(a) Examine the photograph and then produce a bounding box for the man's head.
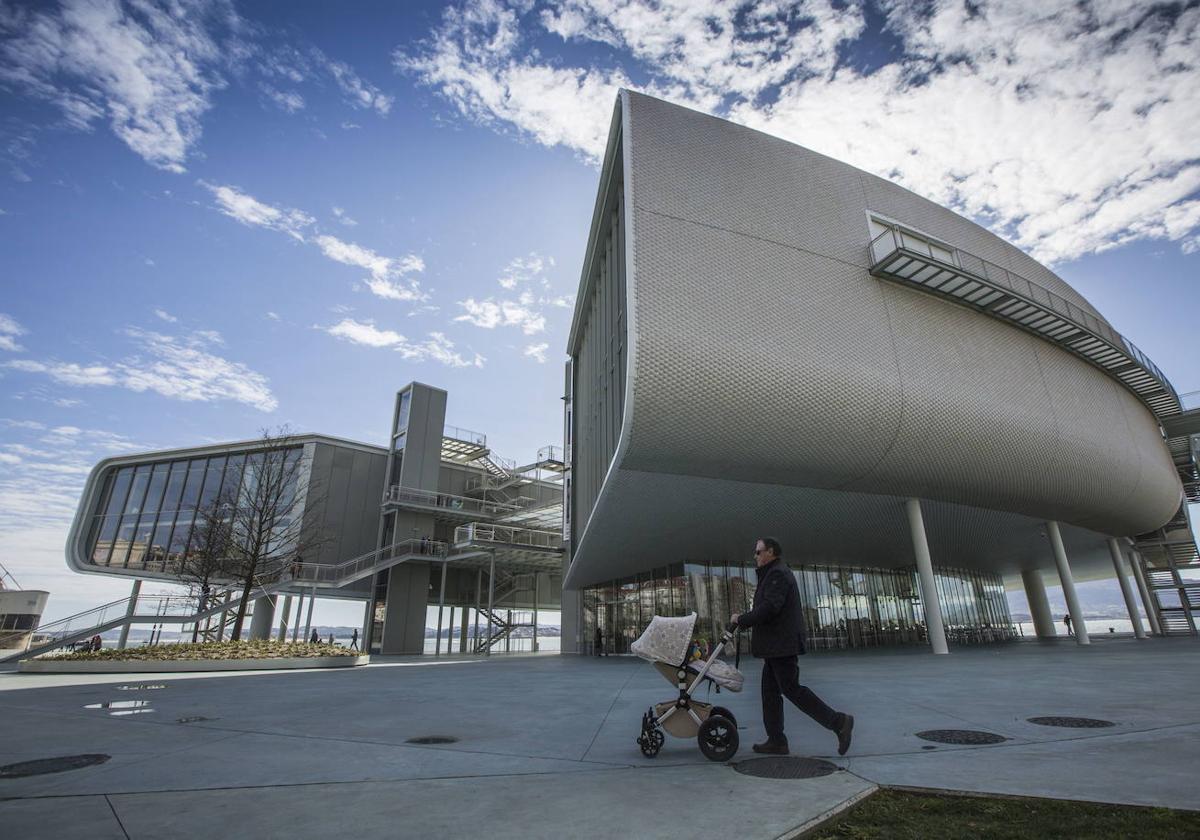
[754,537,782,567]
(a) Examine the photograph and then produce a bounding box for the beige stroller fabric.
[631,613,697,665]
[633,613,744,693]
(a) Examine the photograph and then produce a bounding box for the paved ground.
[0,636,1196,839]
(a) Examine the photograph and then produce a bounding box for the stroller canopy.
[631,613,697,665]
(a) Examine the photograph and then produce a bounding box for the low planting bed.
[19,640,367,673]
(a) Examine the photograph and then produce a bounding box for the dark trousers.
[761,655,839,744]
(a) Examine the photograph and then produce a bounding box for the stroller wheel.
[698,715,739,762]
[638,728,665,758]
[710,706,737,727]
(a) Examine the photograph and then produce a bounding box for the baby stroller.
[631,613,744,761]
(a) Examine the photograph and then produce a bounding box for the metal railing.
[868,225,1179,409]
[289,538,447,586]
[443,424,486,447]
[382,485,522,517]
[1181,391,1200,412]
[453,523,563,551]
[537,445,564,463]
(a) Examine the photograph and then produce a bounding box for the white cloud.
[323,55,394,116]
[315,234,426,301]
[0,312,26,351]
[5,328,277,412]
[325,318,404,348]
[266,311,281,321]
[332,206,358,227]
[524,342,549,363]
[498,252,551,289]
[5,360,117,386]
[323,318,484,368]
[154,308,178,323]
[403,0,1200,264]
[455,297,546,335]
[0,0,238,172]
[261,84,305,113]
[201,181,314,242]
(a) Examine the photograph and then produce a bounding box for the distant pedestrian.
[310,629,320,644]
[594,625,603,657]
[350,628,359,651]
[91,634,102,652]
[1063,614,1073,636]
[327,633,335,645]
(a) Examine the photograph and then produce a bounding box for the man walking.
[732,537,854,756]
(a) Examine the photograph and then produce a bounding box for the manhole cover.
[915,729,1007,745]
[406,736,458,745]
[732,757,839,779]
[0,754,111,778]
[1027,716,1115,728]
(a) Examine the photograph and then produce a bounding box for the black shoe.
[836,714,854,756]
[752,741,789,755]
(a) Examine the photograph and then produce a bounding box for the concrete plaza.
[1,636,1197,839]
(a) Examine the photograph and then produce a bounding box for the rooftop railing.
[868,225,1181,418]
[453,523,563,552]
[443,425,486,447]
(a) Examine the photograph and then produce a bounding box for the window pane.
[123,465,152,516]
[140,462,170,518]
[159,461,188,516]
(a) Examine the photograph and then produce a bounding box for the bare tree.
[226,426,326,641]
[178,491,237,643]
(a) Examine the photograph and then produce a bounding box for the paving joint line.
[103,793,131,840]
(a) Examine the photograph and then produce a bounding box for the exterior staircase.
[473,569,537,653]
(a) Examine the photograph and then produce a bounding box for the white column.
[435,561,447,655]
[303,587,316,642]
[1108,539,1147,639]
[291,593,304,643]
[1046,521,1089,645]
[117,579,142,650]
[533,572,539,653]
[905,498,949,655]
[1020,569,1056,638]
[248,594,276,640]
[1129,552,1162,636]
[277,595,293,642]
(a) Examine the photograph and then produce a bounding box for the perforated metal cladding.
[566,91,1180,586]
[564,466,1117,587]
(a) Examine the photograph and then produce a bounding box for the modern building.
[30,92,1199,664]
[42,382,565,659]
[560,91,1199,655]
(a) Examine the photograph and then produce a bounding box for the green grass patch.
[46,640,359,662]
[809,789,1200,840]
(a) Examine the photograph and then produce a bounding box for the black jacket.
[736,558,806,658]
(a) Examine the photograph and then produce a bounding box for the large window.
[86,447,306,576]
[581,562,1016,655]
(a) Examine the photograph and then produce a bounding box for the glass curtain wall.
[86,448,305,575]
[581,562,1016,655]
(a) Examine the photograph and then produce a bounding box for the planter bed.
[19,654,369,673]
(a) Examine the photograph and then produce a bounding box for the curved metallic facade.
[565,91,1182,589]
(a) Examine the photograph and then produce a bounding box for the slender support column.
[1020,569,1056,639]
[117,580,142,650]
[485,552,496,657]
[905,499,949,654]
[460,602,469,653]
[533,572,539,653]
[447,607,455,654]
[304,587,316,642]
[359,599,371,653]
[1046,521,1089,645]
[435,561,447,655]
[277,595,293,642]
[1129,553,1162,636]
[1108,539,1147,639]
[291,593,304,643]
[473,568,482,652]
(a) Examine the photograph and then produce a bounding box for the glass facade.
[581,562,1016,655]
[85,448,305,575]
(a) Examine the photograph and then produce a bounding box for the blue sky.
[0,0,1197,625]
